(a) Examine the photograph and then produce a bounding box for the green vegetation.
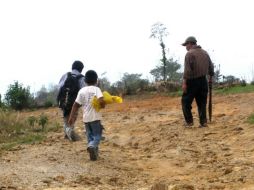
[150,22,182,83]
[38,114,48,131]
[27,115,37,129]
[34,85,58,107]
[247,113,254,124]
[167,90,182,97]
[165,84,254,97]
[4,81,33,110]
[0,110,44,152]
[214,84,254,95]
[0,109,61,154]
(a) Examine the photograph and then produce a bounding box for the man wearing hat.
[181,36,214,128]
[57,60,86,141]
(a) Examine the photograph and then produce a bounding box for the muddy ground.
[1,93,254,190]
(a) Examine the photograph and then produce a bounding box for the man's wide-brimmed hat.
[182,36,197,46]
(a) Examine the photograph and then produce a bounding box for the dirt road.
[1,93,254,190]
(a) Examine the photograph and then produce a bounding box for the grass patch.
[0,109,60,154]
[46,122,62,132]
[18,133,45,144]
[214,84,254,95]
[165,84,254,97]
[0,133,45,152]
[164,84,254,97]
[247,113,254,124]
[167,90,182,97]
[0,142,17,151]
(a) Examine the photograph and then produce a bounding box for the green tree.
[150,57,182,82]
[46,84,58,106]
[34,84,58,107]
[150,22,169,82]
[120,73,149,95]
[35,86,47,106]
[98,77,111,91]
[4,81,32,110]
[109,81,124,95]
[224,75,238,84]
[213,64,222,84]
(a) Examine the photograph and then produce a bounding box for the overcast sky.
[0,0,254,96]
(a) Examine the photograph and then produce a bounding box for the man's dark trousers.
[182,76,208,125]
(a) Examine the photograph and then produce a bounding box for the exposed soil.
[1,93,254,190]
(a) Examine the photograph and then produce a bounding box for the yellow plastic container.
[92,91,123,112]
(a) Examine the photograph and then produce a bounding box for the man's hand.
[68,117,75,127]
[182,79,187,93]
[67,102,80,127]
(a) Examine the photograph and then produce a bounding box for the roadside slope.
[1,93,254,190]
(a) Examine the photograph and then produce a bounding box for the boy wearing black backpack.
[57,60,85,141]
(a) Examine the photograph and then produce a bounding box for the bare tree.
[251,63,254,83]
[214,64,222,84]
[150,22,169,82]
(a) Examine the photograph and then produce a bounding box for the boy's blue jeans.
[85,120,103,148]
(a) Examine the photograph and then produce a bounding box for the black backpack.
[57,72,83,114]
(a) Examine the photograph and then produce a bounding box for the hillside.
[1,93,254,190]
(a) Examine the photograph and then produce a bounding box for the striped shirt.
[183,45,214,79]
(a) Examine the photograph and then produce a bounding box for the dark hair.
[72,60,84,72]
[85,70,98,85]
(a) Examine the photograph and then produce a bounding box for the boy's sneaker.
[87,147,97,161]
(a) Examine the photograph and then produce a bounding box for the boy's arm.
[98,97,105,109]
[68,102,81,126]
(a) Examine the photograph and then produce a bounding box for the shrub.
[4,81,33,110]
[240,80,247,87]
[247,113,254,124]
[38,114,48,131]
[44,100,53,108]
[27,116,37,129]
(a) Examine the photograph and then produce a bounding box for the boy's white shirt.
[75,86,103,123]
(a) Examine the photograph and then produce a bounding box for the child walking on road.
[68,70,105,161]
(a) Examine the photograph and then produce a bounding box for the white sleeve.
[75,90,84,105]
[96,87,103,99]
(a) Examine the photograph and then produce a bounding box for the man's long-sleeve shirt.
[183,45,214,80]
